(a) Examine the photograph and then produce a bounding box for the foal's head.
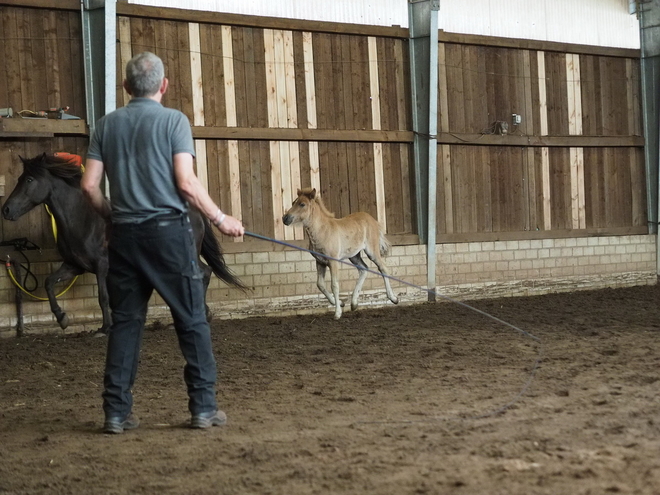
[282,188,334,226]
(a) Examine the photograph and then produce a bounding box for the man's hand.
[215,214,244,237]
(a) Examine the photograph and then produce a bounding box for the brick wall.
[0,234,656,338]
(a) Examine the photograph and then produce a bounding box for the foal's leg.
[349,253,369,311]
[328,260,343,319]
[45,263,84,329]
[364,249,399,305]
[315,260,343,307]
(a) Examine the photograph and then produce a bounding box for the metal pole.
[81,0,117,134]
[426,0,439,301]
[409,0,439,301]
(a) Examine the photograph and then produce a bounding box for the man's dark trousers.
[102,213,218,419]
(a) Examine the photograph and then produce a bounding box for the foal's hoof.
[58,314,69,329]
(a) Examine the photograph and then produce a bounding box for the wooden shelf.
[0,117,88,138]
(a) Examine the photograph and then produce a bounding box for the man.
[81,51,244,434]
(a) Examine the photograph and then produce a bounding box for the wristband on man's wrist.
[213,209,226,227]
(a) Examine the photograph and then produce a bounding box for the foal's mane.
[23,153,83,187]
[299,187,335,218]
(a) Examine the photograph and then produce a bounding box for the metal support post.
[409,0,440,300]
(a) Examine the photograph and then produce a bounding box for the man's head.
[124,52,166,98]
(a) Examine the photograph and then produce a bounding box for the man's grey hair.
[125,52,164,97]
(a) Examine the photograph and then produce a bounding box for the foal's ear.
[309,188,317,199]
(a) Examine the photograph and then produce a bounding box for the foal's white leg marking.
[329,261,342,319]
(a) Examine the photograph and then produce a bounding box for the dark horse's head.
[2,152,83,221]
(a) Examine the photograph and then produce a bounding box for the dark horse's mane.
[23,153,83,187]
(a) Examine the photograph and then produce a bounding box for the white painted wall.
[438,0,640,49]
[127,0,640,49]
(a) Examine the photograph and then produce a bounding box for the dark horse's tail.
[201,220,250,292]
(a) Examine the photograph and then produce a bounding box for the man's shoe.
[191,409,227,429]
[103,413,139,434]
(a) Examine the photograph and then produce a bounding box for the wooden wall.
[436,36,646,241]
[115,4,415,246]
[0,2,647,254]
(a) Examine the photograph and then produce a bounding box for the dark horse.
[1,153,246,334]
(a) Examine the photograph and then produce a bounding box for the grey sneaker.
[191,409,227,429]
[103,412,139,434]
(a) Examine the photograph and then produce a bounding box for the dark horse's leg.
[189,211,214,321]
[95,256,112,335]
[45,262,84,330]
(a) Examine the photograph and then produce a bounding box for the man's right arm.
[81,158,112,220]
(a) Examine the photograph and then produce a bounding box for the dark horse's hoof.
[58,314,69,329]
[93,330,108,338]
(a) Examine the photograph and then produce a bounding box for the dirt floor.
[1,284,660,495]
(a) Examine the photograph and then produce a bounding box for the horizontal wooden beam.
[117,3,409,39]
[435,133,644,148]
[438,31,640,59]
[0,118,88,138]
[192,126,414,143]
[0,0,79,10]
[436,226,648,244]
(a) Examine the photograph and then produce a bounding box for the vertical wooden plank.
[521,50,534,136]
[368,36,386,230]
[440,144,453,233]
[246,141,264,238]
[240,28,257,127]
[3,9,21,111]
[302,32,321,193]
[219,25,242,241]
[569,147,586,229]
[625,59,636,136]
[264,29,285,239]
[445,45,465,133]
[55,11,75,119]
[525,148,537,230]
[118,17,132,106]
[630,148,646,226]
[188,23,208,193]
[237,141,252,237]
[438,42,450,133]
[541,147,551,230]
[221,26,237,128]
[282,30,303,240]
[16,9,34,112]
[30,10,48,112]
[630,59,642,136]
[43,10,61,110]
[394,38,411,132]
[537,51,548,136]
[263,29,278,127]
[302,31,317,129]
[272,30,293,239]
[566,53,583,136]
[0,12,8,106]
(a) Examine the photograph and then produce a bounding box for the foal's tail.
[201,220,250,292]
[379,227,391,257]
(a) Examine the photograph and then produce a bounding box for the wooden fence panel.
[0,3,647,253]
